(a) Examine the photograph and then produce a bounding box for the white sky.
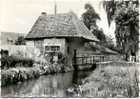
[0,0,116,40]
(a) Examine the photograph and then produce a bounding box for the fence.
[73,55,125,66]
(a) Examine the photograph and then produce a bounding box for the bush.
[1,55,34,69]
[1,67,41,86]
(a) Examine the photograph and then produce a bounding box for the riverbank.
[78,62,139,98]
[1,70,92,97]
[1,48,74,87]
[1,63,73,87]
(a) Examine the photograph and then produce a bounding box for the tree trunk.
[138,34,140,62]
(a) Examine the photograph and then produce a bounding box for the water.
[1,70,92,97]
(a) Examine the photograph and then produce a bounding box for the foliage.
[1,55,34,69]
[82,3,116,50]
[82,3,100,30]
[102,0,139,60]
[15,36,25,45]
[93,28,106,42]
[1,67,41,86]
[102,0,117,26]
[115,1,139,56]
[1,62,73,86]
[81,63,139,97]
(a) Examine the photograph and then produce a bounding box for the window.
[51,46,56,51]
[56,46,60,51]
[45,46,60,52]
[45,46,51,51]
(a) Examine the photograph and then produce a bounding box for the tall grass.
[81,62,139,98]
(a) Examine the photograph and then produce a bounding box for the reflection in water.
[1,71,92,97]
[72,70,92,85]
[72,71,78,85]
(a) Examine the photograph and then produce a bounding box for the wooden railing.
[73,55,106,65]
[73,55,125,66]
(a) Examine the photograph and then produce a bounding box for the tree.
[15,36,25,45]
[93,28,107,45]
[82,3,107,42]
[82,3,117,52]
[102,0,117,26]
[82,3,100,30]
[102,0,139,61]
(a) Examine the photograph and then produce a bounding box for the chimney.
[41,12,47,16]
[54,0,57,15]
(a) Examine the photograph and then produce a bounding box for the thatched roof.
[26,12,98,41]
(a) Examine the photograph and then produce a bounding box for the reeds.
[81,62,139,97]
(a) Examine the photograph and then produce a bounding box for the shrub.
[1,67,41,86]
[1,55,34,69]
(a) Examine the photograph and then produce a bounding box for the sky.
[0,0,116,41]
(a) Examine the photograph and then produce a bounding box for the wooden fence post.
[73,49,77,71]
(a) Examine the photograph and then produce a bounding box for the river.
[1,70,92,97]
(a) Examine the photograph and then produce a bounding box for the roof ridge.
[26,11,98,41]
[40,12,71,17]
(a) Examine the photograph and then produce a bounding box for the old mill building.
[25,12,99,66]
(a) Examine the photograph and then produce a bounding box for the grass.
[80,62,139,98]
